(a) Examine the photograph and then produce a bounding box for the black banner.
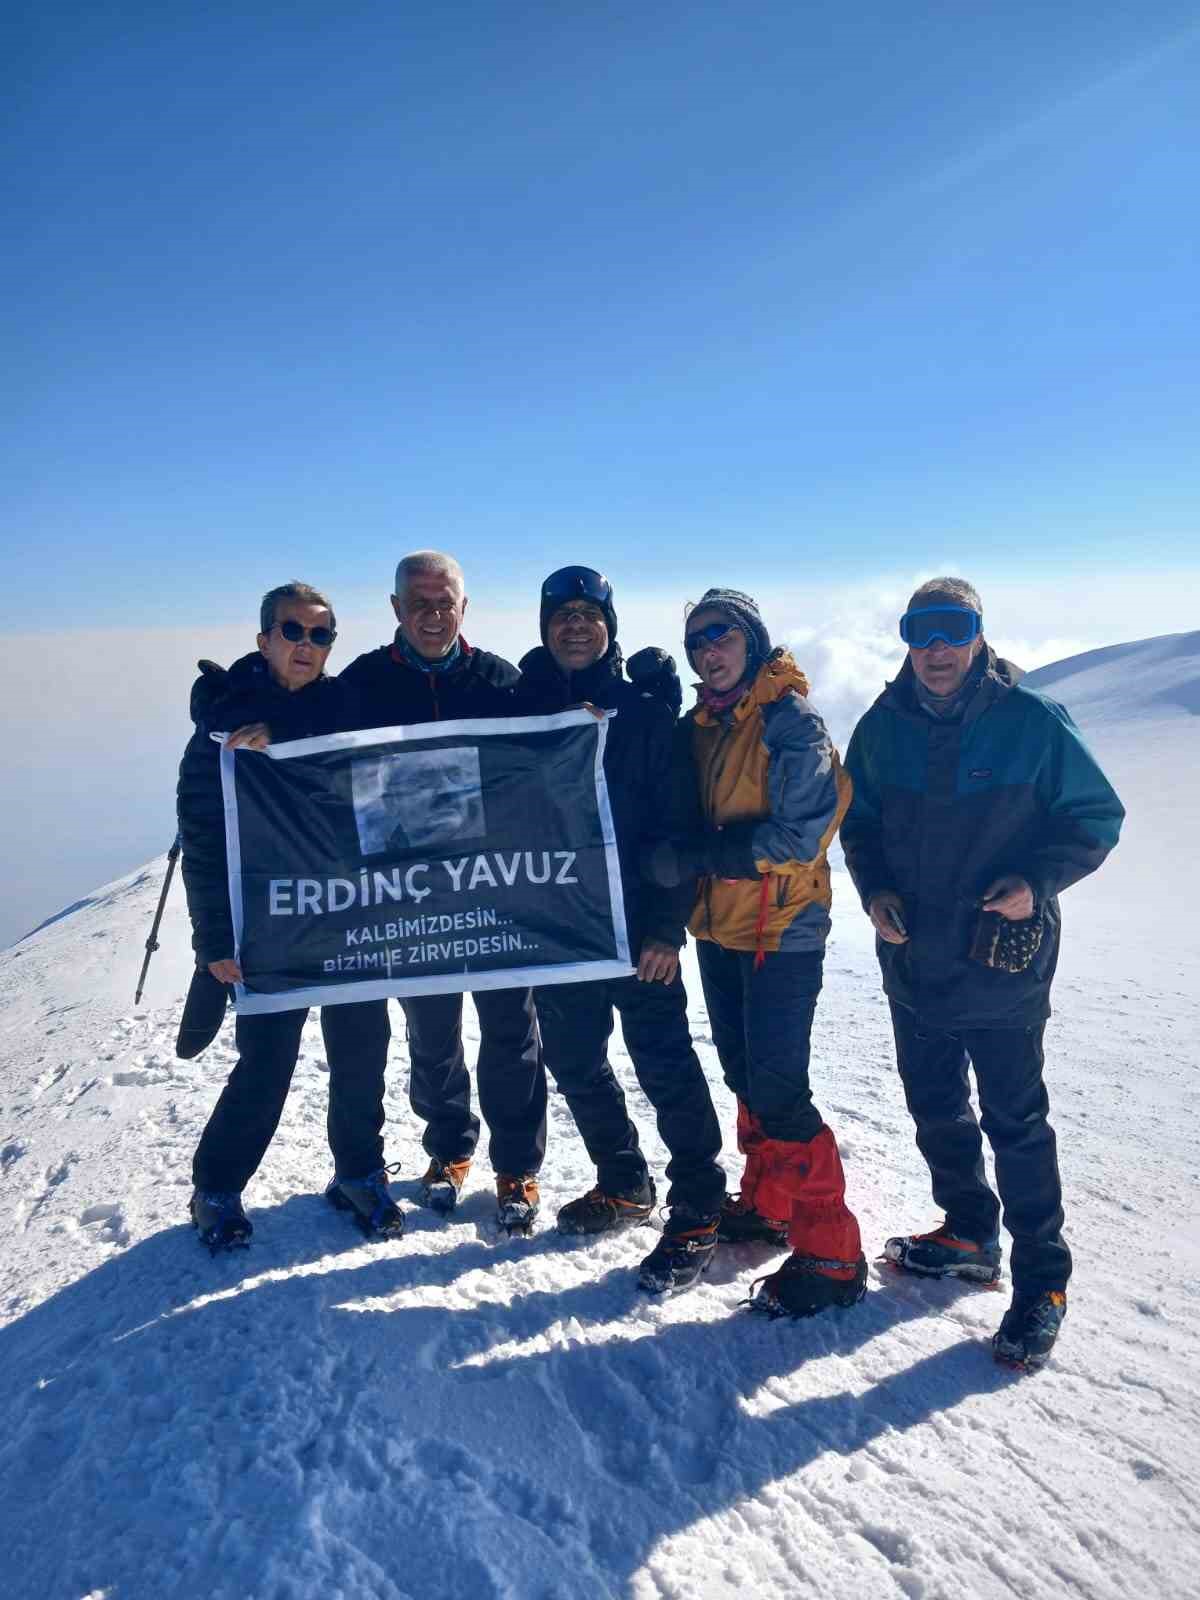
[219,710,633,1012]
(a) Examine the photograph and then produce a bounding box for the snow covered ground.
[1,634,1197,1600]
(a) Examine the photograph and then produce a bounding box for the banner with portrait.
[219,709,633,1013]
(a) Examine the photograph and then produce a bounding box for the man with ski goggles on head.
[512,565,725,1292]
[841,576,1125,1371]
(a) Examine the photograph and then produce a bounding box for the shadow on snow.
[0,1194,1007,1599]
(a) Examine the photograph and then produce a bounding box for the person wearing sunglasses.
[336,551,547,1235]
[513,566,724,1292]
[649,587,866,1320]
[178,581,398,1250]
[841,577,1124,1370]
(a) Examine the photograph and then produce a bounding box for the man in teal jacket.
[842,577,1124,1370]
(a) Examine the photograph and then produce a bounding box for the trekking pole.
[134,834,182,1005]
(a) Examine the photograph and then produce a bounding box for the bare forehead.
[272,597,332,627]
[402,570,464,600]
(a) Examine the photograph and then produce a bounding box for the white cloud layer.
[3,564,1194,948]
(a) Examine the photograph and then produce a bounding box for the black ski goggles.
[899,605,981,649]
[541,565,612,610]
[275,619,336,647]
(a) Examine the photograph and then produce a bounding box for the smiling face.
[257,598,334,691]
[546,599,609,674]
[908,632,983,696]
[392,569,467,660]
[686,607,748,693]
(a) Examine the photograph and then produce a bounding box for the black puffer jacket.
[176,653,345,964]
[337,633,518,730]
[513,646,692,953]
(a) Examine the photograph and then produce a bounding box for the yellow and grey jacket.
[679,651,851,955]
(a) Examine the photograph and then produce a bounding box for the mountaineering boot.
[417,1156,472,1215]
[884,1224,1002,1284]
[190,1190,252,1254]
[748,1251,869,1318]
[637,1206,719,1294]
[745,1124,867,1316]
[326,1165,405,1239]
[557,1176,657,1236]
[993,1289,1067,1372]
[716,1191,789,1247]
[496,1173,540,1235]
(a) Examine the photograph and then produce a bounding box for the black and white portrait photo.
[351,745,486,856]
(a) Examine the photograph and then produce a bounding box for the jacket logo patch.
[968,768,992,780]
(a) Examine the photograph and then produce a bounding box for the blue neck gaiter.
[394,630,464,676]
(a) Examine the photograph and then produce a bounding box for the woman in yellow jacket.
[651,587,866,1317]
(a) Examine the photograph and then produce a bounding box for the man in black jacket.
[515,566,725,1293]
[178,582,400,1250]
[337,551,547,1232]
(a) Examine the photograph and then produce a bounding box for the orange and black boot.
[557,1176,656,1235]
[496,1173,540,1235]
[883,1224,1001,1284]
[418,1156,472,1215]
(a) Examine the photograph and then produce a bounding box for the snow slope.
[1,635,1197,1600]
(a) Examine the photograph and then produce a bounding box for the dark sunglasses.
[541,565,612,608]
[275,619,336,647]
[684,620,736,655]
[899,605,980,649]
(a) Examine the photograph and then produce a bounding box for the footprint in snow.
[1,1139,27,1173]
[80,1201,131,1248]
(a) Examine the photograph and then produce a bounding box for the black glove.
[642,824,763,886]
[176,967,230,1059]
[642,839,705,888]
[705,821,763,880]
[626,647,683,716]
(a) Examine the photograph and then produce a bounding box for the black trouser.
[400,987,546,1177]
[889,1001,1071,1293]
[192,999,390,1192]
[697,942,826,1143]
[535,972,724,1214]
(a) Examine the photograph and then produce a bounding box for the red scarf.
[697,679,749,714]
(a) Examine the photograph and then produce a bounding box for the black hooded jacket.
[513,646,692,952]
[175,653,345,965]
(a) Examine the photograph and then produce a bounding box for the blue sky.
[8,1,1199,627]
[3,2,1199,946]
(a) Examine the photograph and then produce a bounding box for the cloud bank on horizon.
[1,564,1192,949]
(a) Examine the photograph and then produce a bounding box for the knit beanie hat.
[687,587,772,668]
[539,566,618,647]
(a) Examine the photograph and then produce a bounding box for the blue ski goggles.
[684,620,737,655]
[541,565,613,610]
[899,604,982,649]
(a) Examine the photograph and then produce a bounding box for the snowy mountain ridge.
[1024,627,1200,723]
[1,634,1197,1600]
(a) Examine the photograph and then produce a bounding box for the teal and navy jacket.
[841,650,1124,1028]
